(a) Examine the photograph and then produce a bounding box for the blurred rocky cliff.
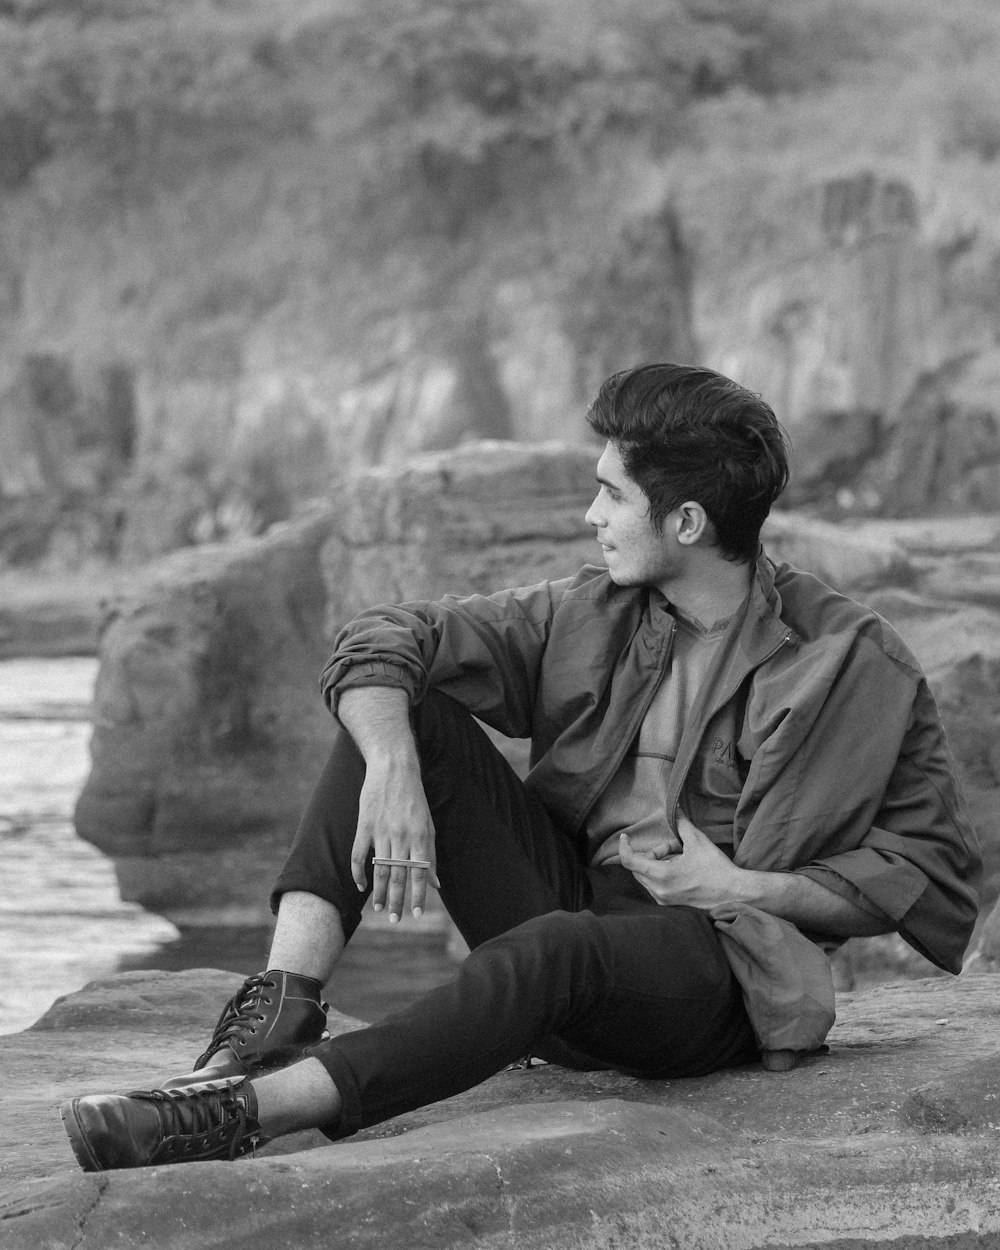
[2,0,1000,568]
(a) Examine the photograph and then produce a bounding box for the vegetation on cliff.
[1,0,999,564]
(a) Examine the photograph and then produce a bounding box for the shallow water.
[0,658,178,1033]
[0,658,457,1035]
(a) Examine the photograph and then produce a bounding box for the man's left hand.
[619,813,743,909]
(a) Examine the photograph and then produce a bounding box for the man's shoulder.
[491,565,635,607]
[441,566,638,628]
[556,565,632,601]
[769,560,921,676]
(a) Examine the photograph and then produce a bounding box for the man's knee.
[411,690,519,822]
[508,907,732,1000]
[411,689,478,752]
[481,909,609,979]
[515,908,602,945]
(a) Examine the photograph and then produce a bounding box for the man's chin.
[605,565,639,587]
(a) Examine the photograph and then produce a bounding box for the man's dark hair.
[586,363,790,563]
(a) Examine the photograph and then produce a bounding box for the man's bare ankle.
[252,1057,342,1138]
[268,892,347,982]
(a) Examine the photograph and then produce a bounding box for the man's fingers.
[618,832,647,869]
[619,832,678,873]
[351,831,374,891]
[386,864,408,922]
[409,866,428,918]
[370,858,391,910]
[372,854,436,921]
[412,849,441,917]
[675,813,707,846]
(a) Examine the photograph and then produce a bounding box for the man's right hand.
[352,757,439,920]
[337,686,440,922]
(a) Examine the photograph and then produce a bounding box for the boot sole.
[60,1099,104,1173]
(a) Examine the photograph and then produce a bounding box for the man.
[61,363,981,1172]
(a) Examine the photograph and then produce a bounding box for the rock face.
[4,8,1000,567]
[73,511,337,927]
[2,968,1000,1248]
[322,440,600,625]
[761,510,915,594]
[699,171,1000,518]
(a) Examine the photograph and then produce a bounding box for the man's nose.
[585,498,601,528]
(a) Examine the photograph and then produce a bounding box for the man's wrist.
[364,744,422,774]
[726,866,789,911]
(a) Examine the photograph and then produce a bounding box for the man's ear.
[674,501,710,546]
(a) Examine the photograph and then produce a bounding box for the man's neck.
[656,556,754,629]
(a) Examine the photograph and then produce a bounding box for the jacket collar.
[741,547,799,662]
[633,547,795,660]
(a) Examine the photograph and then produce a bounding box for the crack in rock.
[70,1176,109,1250]
[483,1152,514,1245]
[0,1205,37,1222]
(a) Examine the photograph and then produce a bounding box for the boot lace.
[144,1083,259,1162]
[195,973,277,1069]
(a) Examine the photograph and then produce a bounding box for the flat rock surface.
[0,567,126,660]
[2,969,1000,1248]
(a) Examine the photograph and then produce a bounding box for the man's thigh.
[550,905,757,1079]
[414,691,591,946]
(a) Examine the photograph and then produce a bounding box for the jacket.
[322,554,982,1046]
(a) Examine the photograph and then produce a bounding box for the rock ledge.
[1,969,999,1248]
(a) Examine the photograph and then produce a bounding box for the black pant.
[272,691,757,1137]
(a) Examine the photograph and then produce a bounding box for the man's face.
[585,442,680,591]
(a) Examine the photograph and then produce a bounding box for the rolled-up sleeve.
[320,579,568,737]
[796,687,982,974]
[742,649,982,974]
[324,655,421,714]
[796,847,927,924]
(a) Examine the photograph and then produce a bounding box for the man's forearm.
[620,821,895,940]
[337,686,419,770]
[336,685,439,915]
[730,868,892,938]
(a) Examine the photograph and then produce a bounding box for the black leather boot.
[61,1077,265,1172]
[161,969,328,1090]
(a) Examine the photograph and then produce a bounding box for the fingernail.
[389,913,399,924]
[373,902,383,912]
[357,882,366,892]
[413,907,423,919]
